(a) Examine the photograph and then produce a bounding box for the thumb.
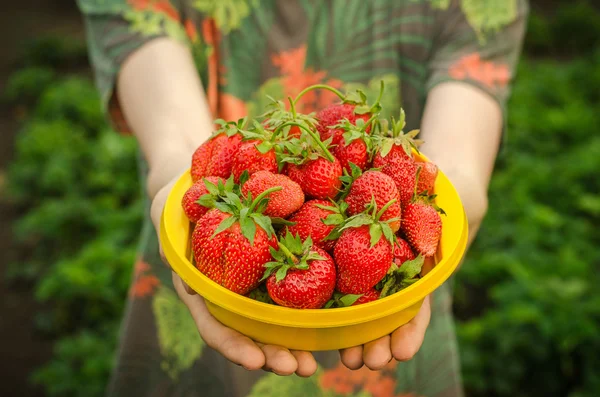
[150,172,197,296]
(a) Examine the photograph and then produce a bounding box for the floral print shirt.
[77,1,527,396]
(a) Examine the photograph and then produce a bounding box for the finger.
[339,345,364,370]
[258,344,298,376]
[290,350,318,377]
[391,295,432,362]
[173,273,265,370]
[421,256,436,276]
[182,279,197,295]
[363,335,392,370]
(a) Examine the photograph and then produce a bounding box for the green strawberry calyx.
[274,119,336,164]
[371,109,423,159]
[377,255,425,298]
[314,199,349,229]
[325,197,398,247]
[211,185,282,245]
[195,175,237,210]
[260,95,319,138]
[411,190,447,216]
[337,162,369,200]
[292,80,385,116]
[324,292,364,308]
[210,118,247,139]
[330,113,378,150]
[261,232,326,282]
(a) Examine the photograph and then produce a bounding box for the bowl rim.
[161,157,468,328]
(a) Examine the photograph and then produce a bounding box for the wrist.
[146,146,194,200]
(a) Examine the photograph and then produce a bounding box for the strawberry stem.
[375,80,385,107]
[375,198,397,221]
[293,84,345,105]
[287,97,297,119]
[273,121,336,162]
[249,186,282,213]
[277,242,299,264]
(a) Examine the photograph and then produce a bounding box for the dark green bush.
[5,66,142,395]
[456,51,600,397]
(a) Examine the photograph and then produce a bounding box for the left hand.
[338,295,431,370]
[338,256,435,370]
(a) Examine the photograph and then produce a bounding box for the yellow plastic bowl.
[160,154,468,351]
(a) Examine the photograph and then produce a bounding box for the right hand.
[149,172,318,377]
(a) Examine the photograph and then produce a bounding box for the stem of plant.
[287,97,297,119]
[273,121,335,162]
[293,84,345,106]
[277,242,299,264]
[249,186,283,212]
[376,198,398,220]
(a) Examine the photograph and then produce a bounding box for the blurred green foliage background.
[2,1,600,396]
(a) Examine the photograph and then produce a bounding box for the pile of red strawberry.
[181,83,445,309]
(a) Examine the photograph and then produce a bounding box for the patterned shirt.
[77,1,527,396]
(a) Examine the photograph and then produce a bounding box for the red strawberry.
[191,140,213,182]
[191,188,280,295]
[401,193,445,257]
[232,140,278,182]
[371,110,423,206]
[352,288,380,306]
[393,238,416,267]
[191,133,242,182]
[264,234,336,309]
[241,171,304,218]
[344,170,401,232]
[416,161,438,194]
[332,136,369,172]
[334,225,394,294]
[285,199,344,252]
[181,176,225,223]
[317,103,371,142]
[372,145,418,206]
[205,133,242,178]
[285,157,342,199]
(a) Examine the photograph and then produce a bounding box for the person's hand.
[339,295,431,370]
[149,173,319,377]
[338,256,435,370]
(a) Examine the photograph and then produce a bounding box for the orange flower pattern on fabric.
[127,0,180,21]
[448,53,510,89]
[271,45,343,113]
[130,259,160,297]
[185,19,198,42]
[319,360,418,397]
[218,93,248,121]
[202,18,221,116]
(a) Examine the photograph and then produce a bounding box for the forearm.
[116,37,214,198]
[419,82,503,248]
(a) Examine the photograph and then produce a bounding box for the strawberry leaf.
[275,265,291,282]
[381,223,396,245]
[398,255,424,279]
[380,139,394,158]
[240,215,256,245]
[196,194,216,209]
[250,214,274,238]
[339,214,372,231]
[339,293,363,307]
[369,223,383,247]
[238,171,249,188]
[322,214,344,226]
[270,217,295,226]
[203,179,219,196]
[256,140,272,154]
[211,216,236,239]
